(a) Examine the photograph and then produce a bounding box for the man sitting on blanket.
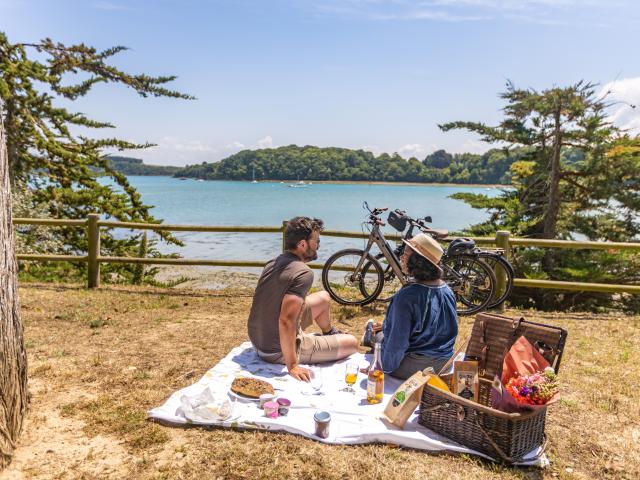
[247,216,358,382]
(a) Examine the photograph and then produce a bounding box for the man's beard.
[303,246,318,262]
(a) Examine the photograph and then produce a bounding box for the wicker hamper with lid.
[418,313,568,463]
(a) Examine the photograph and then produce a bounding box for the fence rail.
[13,215,640,296]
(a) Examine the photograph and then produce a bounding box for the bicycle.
[368,210,514,309]
[321,202,497,315]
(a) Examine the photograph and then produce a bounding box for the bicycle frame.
[351,220,407,285]
[384,218,485,293]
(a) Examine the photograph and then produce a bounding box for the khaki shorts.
[257,303,342,365]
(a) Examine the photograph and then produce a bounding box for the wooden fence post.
[87,214,100,288]
[282,220,287,252]
[495,230,511,311]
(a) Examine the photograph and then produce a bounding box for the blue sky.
[2,0,639,166]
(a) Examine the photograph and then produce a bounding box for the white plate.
[213,412,241,424]
[228,389,261,403]
[190,412,241,425]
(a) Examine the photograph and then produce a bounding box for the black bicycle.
[369,210,515,309]
[321,203,497,315]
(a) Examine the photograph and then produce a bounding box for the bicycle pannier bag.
[387,211,407,232]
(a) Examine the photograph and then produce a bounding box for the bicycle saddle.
[421,226,449,240]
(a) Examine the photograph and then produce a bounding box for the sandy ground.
[2,379,132,479]
[1,281,639,479]
[153,265,324,290]
[153,265,263,290]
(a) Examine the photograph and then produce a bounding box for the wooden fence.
[13,215,640,295]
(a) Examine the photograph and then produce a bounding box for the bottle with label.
[367,342,384,404]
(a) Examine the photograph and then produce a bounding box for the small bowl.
[259,393,276,408]
[263,400,279,419]
[277,397,291,416]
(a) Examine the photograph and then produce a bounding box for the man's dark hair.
[407,252,441,281]
[284,216,325,250]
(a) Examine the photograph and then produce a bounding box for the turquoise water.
[124,176,503,262]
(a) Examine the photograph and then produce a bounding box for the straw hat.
[402,233,444,271]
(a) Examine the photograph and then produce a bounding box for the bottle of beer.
[367,341,384,404]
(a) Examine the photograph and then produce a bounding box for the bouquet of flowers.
[505,367,559,406]
[491,336,560,413]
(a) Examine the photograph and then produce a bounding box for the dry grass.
[2,282,639,479]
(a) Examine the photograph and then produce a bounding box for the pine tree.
[442,81,640,311]
[0,33,193,281]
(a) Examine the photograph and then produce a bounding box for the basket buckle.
[456,405,466,421]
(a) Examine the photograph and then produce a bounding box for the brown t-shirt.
[247,252,313,354]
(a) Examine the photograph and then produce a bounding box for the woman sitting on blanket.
[362,233,458,379]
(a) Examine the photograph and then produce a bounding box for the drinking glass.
[342,363,358,393]
[310,367,324,395]
[303,367,324,396]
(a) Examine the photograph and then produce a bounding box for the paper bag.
[491,335,559,412]
[383,369,432,429]
[501,335,550,385]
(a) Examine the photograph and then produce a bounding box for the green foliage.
[176,144,525,185]
[106,156,181,176]
[443,81,640,312]
[424,149,453,169]
[11,180,64,254]
[0,32,192,282]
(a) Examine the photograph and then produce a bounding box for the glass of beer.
[342,363,359,393]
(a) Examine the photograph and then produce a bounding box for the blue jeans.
[389,352,450,380]
[373,332,450,380]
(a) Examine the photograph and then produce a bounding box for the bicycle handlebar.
[363,201,388,214]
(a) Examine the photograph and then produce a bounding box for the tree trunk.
[0,106,28,470]
[543,109,563,240]
[540,108,564,290]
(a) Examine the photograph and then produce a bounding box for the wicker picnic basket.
[418,312,568,463]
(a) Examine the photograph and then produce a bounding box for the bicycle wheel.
[322,249,385,306]
[442,255,496,316]
[479,252,515,309]
[361,253,403,302]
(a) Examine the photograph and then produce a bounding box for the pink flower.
[505,370,559,406]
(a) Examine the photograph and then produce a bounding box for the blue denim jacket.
[381,283,458,374]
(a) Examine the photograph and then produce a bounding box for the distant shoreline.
[169,176,511,189]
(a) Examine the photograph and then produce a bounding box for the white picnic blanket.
[148,342,548,467]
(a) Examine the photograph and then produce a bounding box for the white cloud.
[457,138,490,154]
[155,137,214,153]
[370,9,487,21]
[397,143,428,159]
[257,135,274,149]
[114,136,281,166]
[92,1,133,11]
[115,136,221,166]
[224,141,246,150]
[303,0,628,25]
[601,77,640,134]
[358,145,383,155]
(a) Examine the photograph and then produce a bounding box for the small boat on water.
[251,167,258,183]
[287,176,310,188]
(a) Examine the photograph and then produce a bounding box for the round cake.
[231,377,275,399]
